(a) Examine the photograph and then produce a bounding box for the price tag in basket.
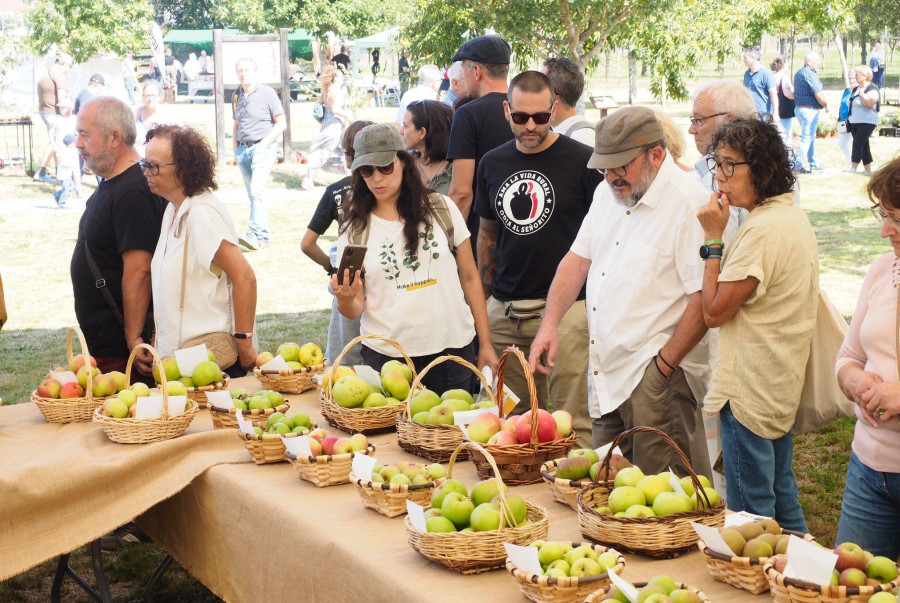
[353,365,383,393]
[260,355,290,371]
[453,406,500,426]
[406,501,427,531]
[282,435,311,458]
[235,409,255,434]
[500,386,520,417]
[608,567,640,603]
[51,370,78,385]
[205,390,233,408]
[668,467,687,496]
[175,344,209,377]
[723,511,770,528]
[784,534,837,585]
[166,395,187,416]
[352,452,376,479]
[503,543,541,575]
[691,521,735,557]
[594,442,624,461]
[135,396,164,419]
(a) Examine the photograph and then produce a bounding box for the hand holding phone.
[337,245,367,285]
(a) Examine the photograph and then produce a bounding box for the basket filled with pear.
[152,349,229,408]
[584,576,710,603]
[208,388,289,430]
[285,429,375,487]
[237,411,317,464]
[541,449,633,511]
[253,341,327,394]
[350,460,448,517]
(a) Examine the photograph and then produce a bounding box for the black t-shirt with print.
[474,134,601,301]
[70,164,166,358]
[307,176,351,234]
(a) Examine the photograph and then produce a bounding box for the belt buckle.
[94,278,106,289]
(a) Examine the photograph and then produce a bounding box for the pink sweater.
[835,253,900,473]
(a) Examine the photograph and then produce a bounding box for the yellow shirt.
[704,192,819,439]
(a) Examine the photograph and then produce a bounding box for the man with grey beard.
[529,106,712,478]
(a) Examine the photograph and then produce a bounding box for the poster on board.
[220,40,282,87]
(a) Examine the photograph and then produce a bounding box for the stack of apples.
[229,388,286,411]
[256,342,324,370]
[555,448,632,482]
[770,541,900,590]
[715,518,796,558]
[97,382,155,418]
[152,354,224,389]
[526,540,620,579]
[290,427,370,456]
[251,411,312,435]
[37,354,131,400]
[409,387,498,426]
[595,575,704,603]
[424,477,529,533]
[594,465,722,517]
[369,461,446,486]
[464,409,572,445]
[331,359,414,409]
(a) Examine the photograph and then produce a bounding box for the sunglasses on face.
[508,108,553,125]
[133,159,174,176]
[358,160,397,178]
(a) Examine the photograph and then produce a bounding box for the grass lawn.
[0,75,899,599]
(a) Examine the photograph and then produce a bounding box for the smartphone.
[337,245,367,285]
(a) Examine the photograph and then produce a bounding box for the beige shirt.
[704,192,819,439]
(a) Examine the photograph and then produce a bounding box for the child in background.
[54,134,78,207]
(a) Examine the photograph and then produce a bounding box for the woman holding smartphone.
[331,123,498,393]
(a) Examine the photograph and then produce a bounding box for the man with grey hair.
[541,57,594,146]
[793,52,829,173]
[70,96,165,378]
[742,46,778,117]
[443,61,465,106]
[395,64,442,124]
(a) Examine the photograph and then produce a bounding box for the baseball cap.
[351,124,404,171]
[63,134,77,145]
[452,35,511,65]
[89,73,105,85]
[587,106,664,170]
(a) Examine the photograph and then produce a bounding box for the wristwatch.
[233,332,254,339]
[699,245,723,260]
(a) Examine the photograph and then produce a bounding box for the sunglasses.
[410,99,429,127]
[133,159,175,176]
[509,108,553,125]
[358,160,397,179]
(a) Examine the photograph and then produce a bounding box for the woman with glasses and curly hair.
[835,156,900,557]
[302,65,351,190]
[143,125,258,376]
[696,117,818,531]
[331,123,498,393]
[399,99,454,195]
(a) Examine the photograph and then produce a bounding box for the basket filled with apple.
[541,449,633,511]
[405,441,550,575]
[350,460,447,517]
[93,343,199,444]
[208,388,290,429]
[464,347,578,486]
[697,518,816,594]
[506,540,625,603]
[577,425,725,558]
[583,576,710,603]
[396,354,498,463]
[31,326,122,423]
[253,341,327,394]
[320,334,412,434]
[237,412,318,464]
[152,350,229,408]
[763,544,900,603]
[285,430,375,487]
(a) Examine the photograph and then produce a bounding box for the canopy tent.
[162,28,315,61]
[348,27,400,51]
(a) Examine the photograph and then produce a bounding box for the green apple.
[568,448,600,465]
[557,456,592,480]
[380,359,413,382]
[230,388,248,399]
[469,502,501,531]
[441,388,474,404]
[298,343,323,367]
[248,395,271,410]
[425,404,454,425]
[637,474,673,505]
[636,584,667,603]
[547,559,571,575]
[545,568,568,578]
[424,463,447,480]
[538,541,567,565]
[425,516,456,533]
[289,412,311,428]
[117,389,137,408]
[130,382,151,397]
[390,474,412,486]
[471,479,507,507]
[381,370,411,400]
[866,556,899,583]
[362,392,387,408]
[597,551,619,573]
[178,376,195,388]
[370,471,385,483]
[569,557,603,578]
[652,492,693,516]
[276,342,301,362]
[648,575,679,595]
[498,494,527,525]
[264,390,285,407]
[669,589,703,603]
[613,467,645,488]
[108,371,127,392]
[164,381,187,396]
[332,375,370,408]
[624,504,656,518]
[412,411,429,424]
[431,478,467,509]
[409,389,442,416]
[691,486,722,510]
[608,486,646,513]
[266,412,286,428]
[192,360,221,387]
[380,466,400,481]
[441,398,470,412]
[440,492,474,529]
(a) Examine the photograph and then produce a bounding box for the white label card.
[407,501,427,531]
[784,535,837,585]
[166,395,187,416]
[281,435,310,458]
[261,355,290,371]
[608,568,640,603]
[206,390,233,408]
[503,543,542,575]
[668,466,687,496]
[235,409,255,434]
[594,442,624,460]
[353,365,384,392]
[724,510,771,528]
[691,521,735,557]
[52,370,78,385]
[135,396,164,419]
[453,406,500,426]
[175,344,209,378]
[352,452,377,479]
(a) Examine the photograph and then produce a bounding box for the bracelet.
[658,351,677,371]
[703,238,724,247]
[233,331,254,339]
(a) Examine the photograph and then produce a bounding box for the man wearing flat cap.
[529,106,713,478]
[446,35,515,259]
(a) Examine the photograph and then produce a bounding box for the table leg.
[142,554,174,602]
[50,554,69,602]
[90,539,113,602]
[48,540,112,603]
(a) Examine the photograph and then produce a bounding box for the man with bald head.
[71,97,165,378]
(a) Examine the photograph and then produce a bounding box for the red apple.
[333,437,354,454]
[773,555,788,573]
[551,410,573,437]
[37,379,61,399]
[835,542,868,572]
[68,354,97,372]
[308,428,328,442]
[308,437,323,456]
[487,431,517,445]
[91,374,117,397]
[839,568,868,588]
[320,435,339,455]
[467,412,501,443]
[59,382,84,398]
[502,415,520,434]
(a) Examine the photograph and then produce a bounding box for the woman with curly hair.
[696,117,818,531]
[302,65,351,190]
[143,125,258,376]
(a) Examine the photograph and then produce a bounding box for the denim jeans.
[794,106,820,169]
[719,403,808,532]
[779,117,793,138]
[360,339,477,395]
[836,452,900,559]
[235,142,277,239]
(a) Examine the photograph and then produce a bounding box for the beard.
[515,127,550,150]
[81,147,116,177]
[610,159,657,207]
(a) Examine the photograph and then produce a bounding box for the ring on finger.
[877,407,887,416]
[335,287,343,293]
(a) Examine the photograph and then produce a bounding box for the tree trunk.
[628,49,637,105]
[831,26,849,85]
[605,54,610,79]
[779,37,786,55]
[860,25,868,65]
[660,73,667,111]
[790,29,796,73]
[640,61,648,76]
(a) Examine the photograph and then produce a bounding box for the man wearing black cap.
[528,106,713,478]
[446,34,516,259]
[74,74,106,114]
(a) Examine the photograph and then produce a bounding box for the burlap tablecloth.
[139,382,768,603]
[0,398,250,581]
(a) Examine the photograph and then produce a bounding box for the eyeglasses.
[508,107,553,126]
[358,160,397,179]
[871,207,900,226]
[706,156,750,178]
[599,150,646,178]
[410,100,429,127]
[134,159,175,176]
[689,112,727,127]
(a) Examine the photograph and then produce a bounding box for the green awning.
[162,29,314,60]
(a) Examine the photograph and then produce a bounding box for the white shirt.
[571,154,711,417]
[395,85,438,124]
[336,196,476,357]
[151,191,240,358]
[554,114,595,147]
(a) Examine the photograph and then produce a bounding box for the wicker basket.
[466,347,578,485]
[506,542,625,603]
[350,470,446,517]
[285,444,376,487]
[541,458,597,511]
[698,530,815,595]
[253,361,327,394]
[93,344,199,444]
[157,375,229,408]
[208,402,291,430]
[584,581,710,603]
[31,326,110,423]
[397,354,497,462]
[237,429,316,464]
[405,441,550,574]
[319,334,411,434]
[764,555,900,603]
[577,426,726,558]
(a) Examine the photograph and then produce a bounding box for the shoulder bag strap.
[428,192,456,255]
[83,240,126,327]
[561,119,593,137]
